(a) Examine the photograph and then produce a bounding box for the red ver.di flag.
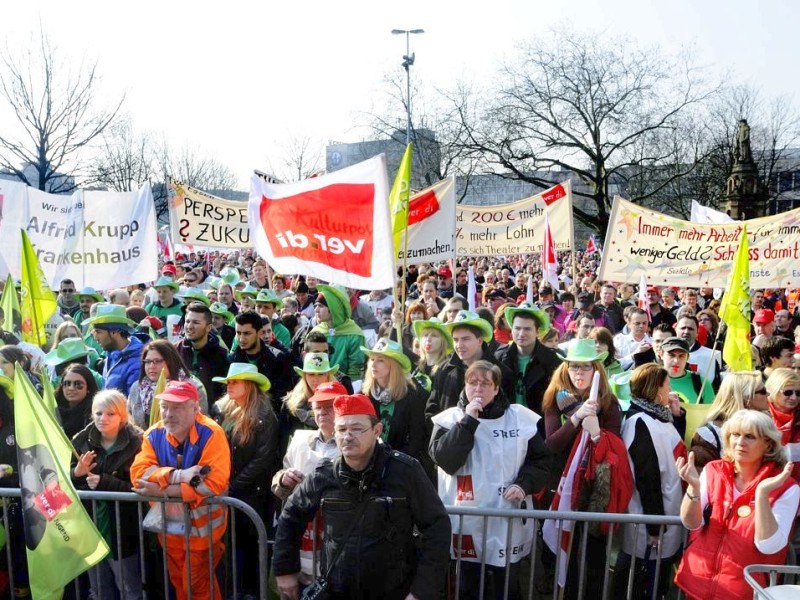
[249,155,394,290]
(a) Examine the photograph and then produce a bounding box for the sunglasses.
[61,288,75,293]
[62,380,86,389]
[782,390,800,397]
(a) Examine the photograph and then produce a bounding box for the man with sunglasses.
[274,393,450,600]
[57,278,80,317]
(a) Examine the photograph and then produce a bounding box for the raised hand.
[676,451,700,490]
[74,450,97,478]
[756,462,794,496]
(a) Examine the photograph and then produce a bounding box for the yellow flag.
[389,143,413,256]
[719,226,752,372]
[39,365,58,415]
[20,230,57,346]
[14,365,109,599]
[149,367,168,428]
[0,274,21,337]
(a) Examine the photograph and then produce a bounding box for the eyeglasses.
[782,390,800,397]
[334,427,373,437]
[568,364,594,372]
[143,358,165,366]
[62,380,85,389]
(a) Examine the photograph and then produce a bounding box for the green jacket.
[311,285,366,381]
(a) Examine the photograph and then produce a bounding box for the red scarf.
[768,402,800,445]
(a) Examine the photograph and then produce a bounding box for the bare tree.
[263,135,324,183]
[449,32,717,234]
[0,31,123,192]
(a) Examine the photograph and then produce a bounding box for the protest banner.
[0,180,158,289]
[248,155,394,290]
[598,196,800,288]
[396,177,457,264]
[168,179,250,248]
[455,180,574,257]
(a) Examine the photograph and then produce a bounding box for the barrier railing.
[0,487,695,600]
[0,488,269,600]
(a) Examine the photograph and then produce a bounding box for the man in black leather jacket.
[273,393,450,600]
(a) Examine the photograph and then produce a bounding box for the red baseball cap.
[646,286,659,293]
[309,381,348,404]
[155,381,198,404]
[754,309,775,325]
[437,266,453,278]
[333,394,377,418]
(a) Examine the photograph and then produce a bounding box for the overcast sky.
[2,0,797,188]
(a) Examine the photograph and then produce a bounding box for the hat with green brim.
[412,317,454,352]
[212,362,270,393]
[504,302,551,335]
[235,284,259,301]
[0,375,12,399]
[153,276,180,291]
[359,338,412,373]
[609,370,633,402]
[209,302,234,323]
[255,289,284,309]
[177,287,211,307]
[44,338,90,367]
[293,352,339,377]
[445,310,494,343]
[220,267,240,287]
[206,277,222,291]
[559,338,608,363]
[315,284,351,317]
[83,304,137,329]
[76,287,105,303]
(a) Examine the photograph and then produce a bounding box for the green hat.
[412,317,454,352]
[209,302,234,323]
[316,284,351,317]
[559,338,608,363]
[212,363,271,393]
[44,338,90,367]
[206,276,222,291]
[609,371,633,403]
[255,289,284,309]
[153,276,180,291]
[235,284,259,301]
[504,302,550,335]
[293,352,339,377]
[359,338,412,373]
[177,287,211,307]
[0,375,12,399]
[76,287,104,303]
[83,304,137,329]
[220,267,241,287]
[445,310,493,343]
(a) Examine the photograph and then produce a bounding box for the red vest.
[674,460,797,600]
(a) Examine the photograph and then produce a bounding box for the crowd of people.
[0,247,798,599]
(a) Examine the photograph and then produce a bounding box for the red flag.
[586,236,597,255]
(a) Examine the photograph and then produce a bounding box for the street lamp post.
[391,28,424,145]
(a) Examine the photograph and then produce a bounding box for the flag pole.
[695,326,723,403]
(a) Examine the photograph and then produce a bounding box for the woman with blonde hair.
[361,338,427,462]
[675,410,799,599]
[411,318,453,392]
[691,371,768,469]
[72,390,143,599]
[212,363,278,599]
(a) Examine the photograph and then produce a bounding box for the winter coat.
[71,422,143,558]
[495,341,561,414]
[175,333,230,404]
[272,442,451,599]
[368,383,427,464]
[103,335,144,396]
[310,287,366,381]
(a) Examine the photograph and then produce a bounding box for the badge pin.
[737,505,752,518]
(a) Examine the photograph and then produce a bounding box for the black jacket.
[494,341,561,415]
[429,390,551,495]
[425,345,514,422]
[71,422,143,558]
[175,333,229,403]
[369,384,427,464]
[273,443,451,599]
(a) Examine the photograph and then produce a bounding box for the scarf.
[768,402,798,445]
[372,385,392,406]
[139,369,189,415]
[629,395,673,423]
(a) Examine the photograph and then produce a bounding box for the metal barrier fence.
[0,488,269,600]
[0,488,697,600]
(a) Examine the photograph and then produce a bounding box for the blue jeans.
[88,554,143,600]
